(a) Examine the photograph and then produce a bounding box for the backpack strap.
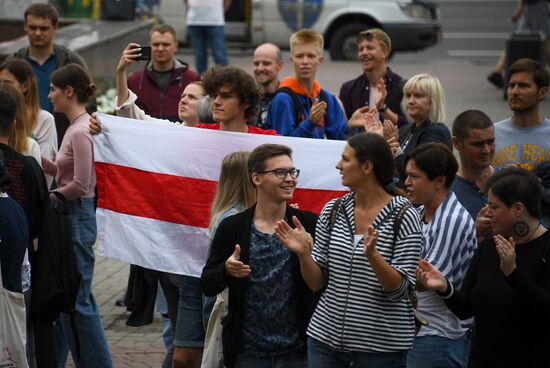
[277,87,330,129]
[277,87,303,128]
[393,203,413,244]
[328,197,342,233]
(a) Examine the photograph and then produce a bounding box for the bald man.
[251,43,284,128]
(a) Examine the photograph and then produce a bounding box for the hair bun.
[87,83,96,97]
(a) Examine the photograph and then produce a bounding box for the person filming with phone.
[124,24,200,123]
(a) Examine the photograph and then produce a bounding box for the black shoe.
[115,297,126,307]
[487,72,504,89]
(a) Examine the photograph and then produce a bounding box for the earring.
[513,220,529,237]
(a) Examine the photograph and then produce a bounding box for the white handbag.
[0,260,29,368]
[201,288,228,368]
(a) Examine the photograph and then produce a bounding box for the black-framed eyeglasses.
[257,168,300,179]
[356,31,374,43]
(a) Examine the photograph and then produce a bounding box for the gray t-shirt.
[494,117,550,171]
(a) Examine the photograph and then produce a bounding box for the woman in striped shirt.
[275,132,422,367]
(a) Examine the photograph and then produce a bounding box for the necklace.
[525,222,542,243]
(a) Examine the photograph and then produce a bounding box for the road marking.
[448,50,502,57]
[444,32,509,39]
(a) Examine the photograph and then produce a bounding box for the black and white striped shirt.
[308,193,423,352]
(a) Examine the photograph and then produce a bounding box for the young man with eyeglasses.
[202,143,318,368]
[339,28,407,129]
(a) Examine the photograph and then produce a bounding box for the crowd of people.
[1,2,550,368]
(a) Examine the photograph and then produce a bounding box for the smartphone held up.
[134,45,151,61]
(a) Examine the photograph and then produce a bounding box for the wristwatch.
[378,103,388,113]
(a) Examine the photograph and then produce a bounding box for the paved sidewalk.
[66,256,166,367]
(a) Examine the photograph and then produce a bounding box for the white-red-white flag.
[94,113,347,277]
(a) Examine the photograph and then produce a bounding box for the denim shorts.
[173,275,205,348]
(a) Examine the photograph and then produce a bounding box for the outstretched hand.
[224,244,251,278]
[348,105,371,128]
[364,113,384,136]
[416,259,447,292]
[275,216,313,256]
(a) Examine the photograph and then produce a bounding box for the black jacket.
[396,120,452,181]
[201,204,318,368]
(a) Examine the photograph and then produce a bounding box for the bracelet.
[437,278,454,299]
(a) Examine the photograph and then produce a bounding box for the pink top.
[42,112,96,200]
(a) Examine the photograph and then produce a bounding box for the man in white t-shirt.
[184,0,230,74]
[494,58,550,172]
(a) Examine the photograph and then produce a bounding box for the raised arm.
[116,43,142,107]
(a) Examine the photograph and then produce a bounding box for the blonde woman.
[393,73,452,180]
[0,84,41,164]
[201,151,256,368]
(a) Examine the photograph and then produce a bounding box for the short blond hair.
[357,28,391,58]
[401,73,447,123]
[290,29,324,55]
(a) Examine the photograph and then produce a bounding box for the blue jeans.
[234,348,307,368]
[307,337,407,368]
[187,25,228,74]
[156,282,174,352]
[54,197,112,368]
[407,334,470,368]
[158,272,182,368]
[174,275,205,348]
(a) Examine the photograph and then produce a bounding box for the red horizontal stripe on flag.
[292,188,345,214]
[96,162,347,227]
[96,162,216,228]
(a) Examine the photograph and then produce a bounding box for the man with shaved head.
[251,43,284,129]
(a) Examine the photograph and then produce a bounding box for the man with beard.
[251,43,284,129]
[339,28,407,129]
[494,58,550,171]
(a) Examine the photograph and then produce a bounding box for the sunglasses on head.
[356,31,374,43]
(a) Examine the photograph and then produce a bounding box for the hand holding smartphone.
[134,45,151,61]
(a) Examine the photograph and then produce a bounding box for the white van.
[158,0,441,60]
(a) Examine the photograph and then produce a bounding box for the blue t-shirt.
[0,194,28,293]
[27,53,57,113]
[240,223,300,354]
[451,175,488,220]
